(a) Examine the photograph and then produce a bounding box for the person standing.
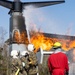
[48,42,69,75]
[27,44,38,75]
[10,50,23,75]
[20,51,29,75]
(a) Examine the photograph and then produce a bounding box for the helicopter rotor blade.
[0,0,12,9]
[23,0,65,9]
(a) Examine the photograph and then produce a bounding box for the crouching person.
[27,44,38,75]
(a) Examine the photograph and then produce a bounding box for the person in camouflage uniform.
[10,50,23,75]
[27,44,38,75]
[20,51,30,75]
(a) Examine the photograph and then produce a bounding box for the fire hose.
[12,64,20,75]
[15,67,20,75]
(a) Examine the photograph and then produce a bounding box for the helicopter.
[0,0,65,52]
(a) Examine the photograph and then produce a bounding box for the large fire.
[30,33,53,52]
[13,30,75,52]
[13,30,29,44]
[30,32,75,52]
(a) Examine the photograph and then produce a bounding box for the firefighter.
[67,48,75,75]
[20,51,29,75]
[10,50,23,75]
[48,42,69,75]
[27,44,38,75]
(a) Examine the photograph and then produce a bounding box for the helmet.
[21,51,29,56]
[27,44,35,51]
[11,50,18,56]
[53,42,61,48]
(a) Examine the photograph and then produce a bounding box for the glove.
[66,71,69,75]
[22,62,25,67]
[29,61,32,64]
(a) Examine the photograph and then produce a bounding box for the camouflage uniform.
[20,55,29,75]
[28,51,38,75]
[11,57,23,75]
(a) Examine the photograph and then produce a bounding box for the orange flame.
[13,31,29,44]
[13,30,75,52]
[30,32,75,52]
[30,33,53,52]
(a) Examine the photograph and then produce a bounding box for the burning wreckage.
[0,0,65,62]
